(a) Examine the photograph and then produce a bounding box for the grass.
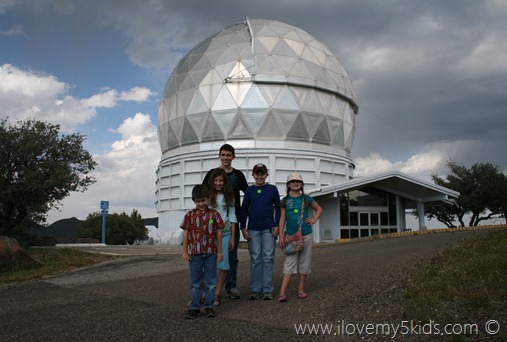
[0,247,117,286]
[401,228,507,338]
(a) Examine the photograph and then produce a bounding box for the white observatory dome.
[156,19,359,243]
[158,18,358,157]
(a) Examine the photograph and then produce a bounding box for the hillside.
[25,217,158,243]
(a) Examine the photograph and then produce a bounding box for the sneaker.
[263,292,274,300]
[185,309,199,319]
[205,308,216,318]
[227,288,241,299]
[249,292,261,300]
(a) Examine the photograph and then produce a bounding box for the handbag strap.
[297,197,305,233]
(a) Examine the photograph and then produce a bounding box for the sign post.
[100,201,109,244]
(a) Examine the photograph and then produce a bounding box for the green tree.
[424,160,507,227]
[0,119,96,235]
[77,210,148,245]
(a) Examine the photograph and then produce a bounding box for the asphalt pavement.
[0,229,501,341]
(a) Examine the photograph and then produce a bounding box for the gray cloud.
[8,0,507,174]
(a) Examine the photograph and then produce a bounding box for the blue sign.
[100,201,109,210]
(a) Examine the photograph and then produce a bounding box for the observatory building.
[155,19,458,244]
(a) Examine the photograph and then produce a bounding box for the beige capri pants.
[283,234,313,275]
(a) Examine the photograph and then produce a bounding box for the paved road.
[0,229,497,341]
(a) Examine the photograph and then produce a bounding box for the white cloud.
[0,64,94,131]
[354,151,445,179]
[81,88,118,108]
[0,64,155,132]
[47,113,160,222]
[120,86,156,102]
[0,24,24,36]
[0,0,17,14]
[81,86,156,108]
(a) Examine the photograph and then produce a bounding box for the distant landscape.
[25,217,159,243]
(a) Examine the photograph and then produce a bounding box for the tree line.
[0,119,147,244]
[416,160,507,227]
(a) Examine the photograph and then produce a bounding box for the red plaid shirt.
[180,207,224,255]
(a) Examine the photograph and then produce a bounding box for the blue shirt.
[282,194,314,236]
[240,184,281,231]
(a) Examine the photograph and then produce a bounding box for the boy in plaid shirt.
[181,184,224,319]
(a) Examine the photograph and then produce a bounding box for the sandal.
[214,294,221,307]
[278,294,287,302]
[297,292,308,299]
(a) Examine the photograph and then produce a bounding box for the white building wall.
[155,142,354,244]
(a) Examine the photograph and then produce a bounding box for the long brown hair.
[207,168,235,209]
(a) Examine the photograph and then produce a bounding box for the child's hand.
[217,252,224,262]
[278,233,285,248]
[242,229,251,241]
[305,218,315,225]
[181,253,191,261]
[229,239,235,251]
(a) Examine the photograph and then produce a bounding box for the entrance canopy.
[308,171,459,208]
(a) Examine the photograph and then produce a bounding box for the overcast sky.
[1,0,506,223]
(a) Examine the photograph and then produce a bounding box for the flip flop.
[278,294,287,302]
[297,292,308,299]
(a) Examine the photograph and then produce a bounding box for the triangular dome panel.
[211,110,238,135]
[228,114,253,138]
[212,85,237,111]
[241,85,269,109]
[302,112,324,136]
[286,112,309,140]
[201,114,225,142]
[186,112,208,138]
[181,118,199,145]
[312,117,331,144]
[272,85,299,110]
[257,111,284,138]
[226,82,252,106]
[187,89,208,115]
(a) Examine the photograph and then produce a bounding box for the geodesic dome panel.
[158,18,358,154]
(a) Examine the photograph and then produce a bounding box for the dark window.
[360,213,369,226]
[380,212,389,225]
[350,212,358,226]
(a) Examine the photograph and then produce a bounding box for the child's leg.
[202,253,218,309]
[297,235,313,295]
[260,228,276,294]
[280,251,298,297]
[189,254,204,310]
[279,274,292,295]
[247,230,263,293]
[297,274,307,294]
[216,270,227,301]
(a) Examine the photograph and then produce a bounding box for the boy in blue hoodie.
[240,163,280,300]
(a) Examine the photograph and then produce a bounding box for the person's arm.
[202,169,212,186]
[241,190,251,240]
[216,228,223,262]
[306,197,323,225]
[272,186,281,237]
[229,222,236,251]
[238,170,248,193]
[181,229,190,261]
[278,206,286,248]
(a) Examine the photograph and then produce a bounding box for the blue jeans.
[188,253,217,310]
[247,229,276,293]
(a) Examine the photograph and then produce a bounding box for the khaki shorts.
[283,234,313,275]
